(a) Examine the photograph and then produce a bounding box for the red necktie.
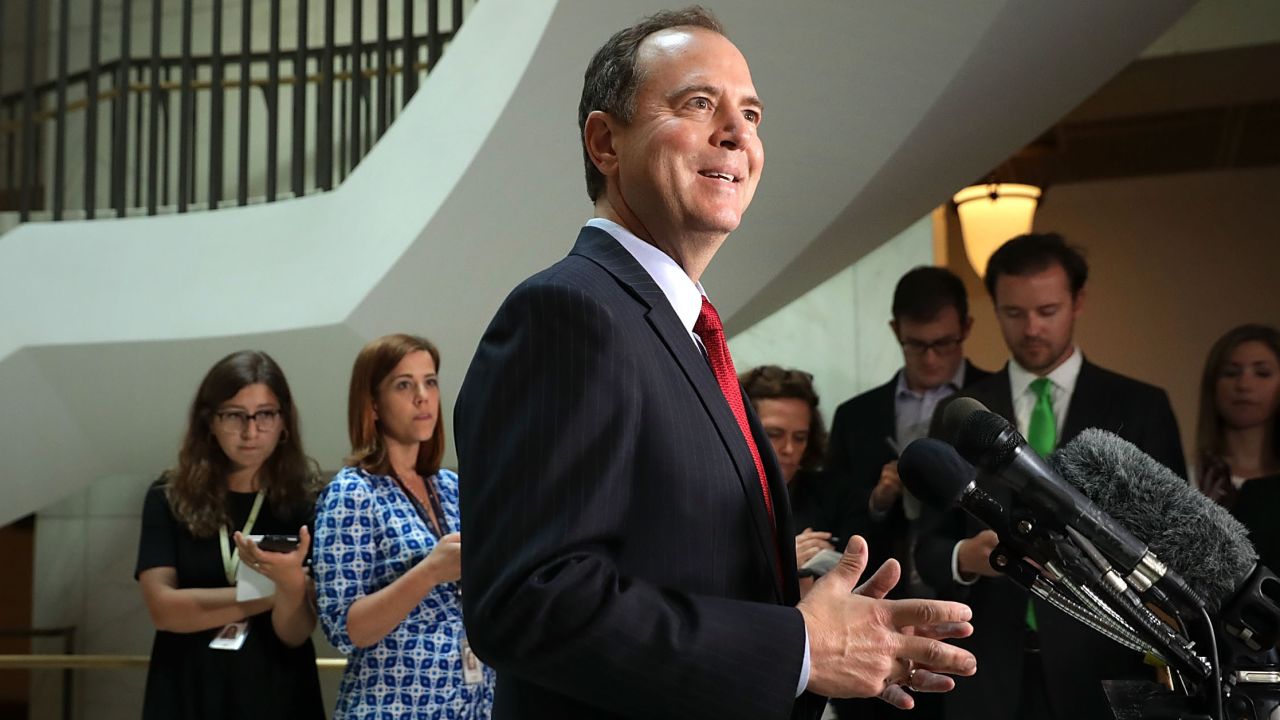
[693,296,775,526]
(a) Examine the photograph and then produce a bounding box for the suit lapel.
[985,366,1016,423]
[571,228,785,601]
[1061,358,1105,444]
[875,376,898,444]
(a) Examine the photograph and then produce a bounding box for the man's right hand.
[956,529,1001,579]
[797,536,976,708]
[868,461,903,514]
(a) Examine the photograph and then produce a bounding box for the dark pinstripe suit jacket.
[455,227,825,720]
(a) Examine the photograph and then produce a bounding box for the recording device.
[257,534,300,553]
[899,438,1209,679]
[910,397,1280,719]
[940,398,1204,612]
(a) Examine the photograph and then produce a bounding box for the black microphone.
[898,437,1008,536]
[900,438,1208,673]
[942,399,1189,606]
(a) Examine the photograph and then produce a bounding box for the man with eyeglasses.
[824,265,989,720]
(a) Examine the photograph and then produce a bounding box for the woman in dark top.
[135,350,325,719]
[1195,324,1280,568]
[740,365,839,593]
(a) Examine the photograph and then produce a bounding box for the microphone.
[898,437,1008,536]
[1050,429,1256,612]
[899,438,1205,673]
[941,399,1196,608]
[1050,430,1280,659]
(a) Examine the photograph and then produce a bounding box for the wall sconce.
[952,183,1042,277]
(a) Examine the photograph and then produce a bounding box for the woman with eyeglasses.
[314,334,494,719]
[134,350,324,719]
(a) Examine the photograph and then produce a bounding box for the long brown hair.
[167,350,319,537]
[345,334,445,477]
[1196,324,1280,466]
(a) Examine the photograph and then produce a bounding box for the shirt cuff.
[951,540,980,586]
[796,619,811,696]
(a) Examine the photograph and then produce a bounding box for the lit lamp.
[952,183,1042,277]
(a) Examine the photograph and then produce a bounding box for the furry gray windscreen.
[1051,428,1257,611]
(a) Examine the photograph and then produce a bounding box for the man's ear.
[961,315,974,340]
[1072,287,1087,318]
[889,318,899,339]
[583,110,620,178]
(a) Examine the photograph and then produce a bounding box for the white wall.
[729,216,933,415]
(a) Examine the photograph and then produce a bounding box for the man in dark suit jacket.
[827,267,990,720]
[916,233,1186,720]
[454,9,976,720]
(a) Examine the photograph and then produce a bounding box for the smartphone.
[257,534,300,553]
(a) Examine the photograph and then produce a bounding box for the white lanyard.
[219,491,265,585]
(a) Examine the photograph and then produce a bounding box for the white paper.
[800,548,843,577]
[235,534,277,601]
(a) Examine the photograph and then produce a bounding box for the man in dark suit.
[454,8,977,720]
[916,232,1186,720]
[827,266,990,720]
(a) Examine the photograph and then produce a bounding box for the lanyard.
[392,474,447,539]
[219,491,265,585]
[392,473,461,598]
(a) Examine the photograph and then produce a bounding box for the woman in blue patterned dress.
[315,334,494,719]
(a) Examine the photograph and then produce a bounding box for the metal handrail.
[0,59,442,136]
[0,0,469,222]
[0,654,348,670]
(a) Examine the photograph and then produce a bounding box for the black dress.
[135,479,325,720]
[1230,474,1280,574]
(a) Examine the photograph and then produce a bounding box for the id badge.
[461,636,483,686]
[209,621,250,651]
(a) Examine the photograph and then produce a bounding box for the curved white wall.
[0,0,1195,526]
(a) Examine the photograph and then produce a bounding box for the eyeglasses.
[900,336,962,357]
[214,409,282,433]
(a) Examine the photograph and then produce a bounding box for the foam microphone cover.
[1050,428,1257,611]
[899,438,978,509]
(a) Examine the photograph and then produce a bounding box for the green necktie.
[1025,377,1057,632]
[1028,378,1057,457]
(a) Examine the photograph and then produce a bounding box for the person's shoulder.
[435,468,460,494]
[955,365,1007,400]
[1081,360,1170,402]
[834,375,898,416]
[963,360,995,386]
[320,466,382,500]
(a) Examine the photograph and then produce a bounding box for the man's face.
[608,28,764,246]
[993,264,1084,374]
[892,306,970,391]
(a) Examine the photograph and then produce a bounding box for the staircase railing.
[0,0,469,224]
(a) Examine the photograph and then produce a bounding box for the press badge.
[461,636,483,685]
[209,621,250,651]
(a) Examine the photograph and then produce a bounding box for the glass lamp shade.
[953,183,1042,277]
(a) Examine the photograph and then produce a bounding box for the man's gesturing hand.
[796,536,977,708]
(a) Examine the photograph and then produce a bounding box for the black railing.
[0,0,468,224]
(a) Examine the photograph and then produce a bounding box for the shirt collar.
[585,217,705,334]
[894,361,968,399]
[1009,345,1083,397]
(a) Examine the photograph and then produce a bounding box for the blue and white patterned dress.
[315,467,495,719]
